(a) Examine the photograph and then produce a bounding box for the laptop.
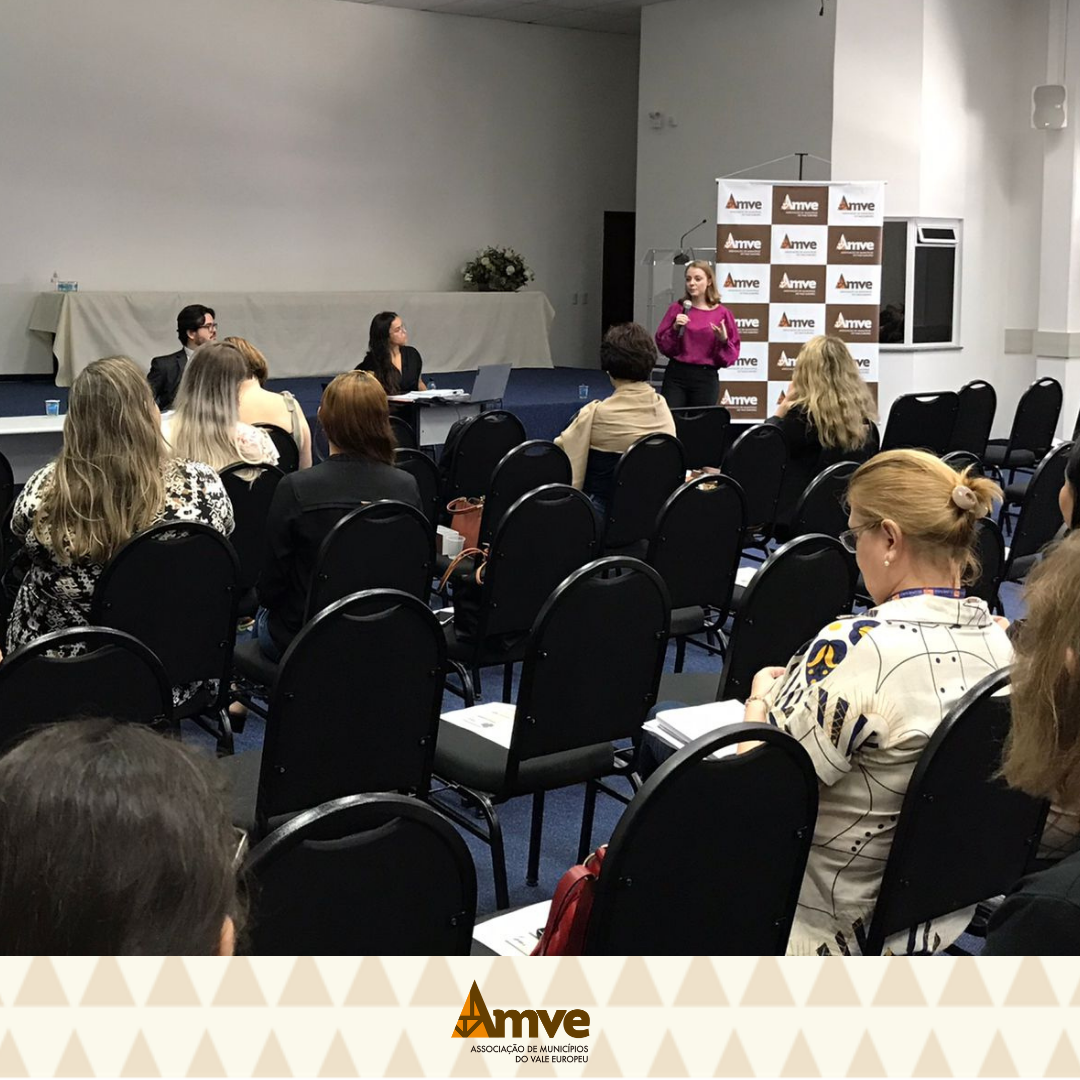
[461,363,512,403]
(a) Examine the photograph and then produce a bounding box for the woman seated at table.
[5,356,233,654]
[742,450,1008,954]
[554,322,675,515]
[356,311,427,394]
[766,335,877,533]
[225,336,312,469]
[255,370,421,661]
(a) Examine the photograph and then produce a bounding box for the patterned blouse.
[6,459,234,653]
[762,592,1012,955]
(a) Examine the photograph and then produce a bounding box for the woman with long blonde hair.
[6,357,233,652]
[164,342,278,472]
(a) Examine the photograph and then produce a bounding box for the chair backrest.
[304,500,433,621]
[255,423,300,473]
[789,460,859,539]
[864,669,1049,954]
[443,410,527,502]
[507,557,670,782]
[949,380,997,455]
[258,590,446,824]
[244,793,476,955]
[647,474,746,612]
[390,414,418,450]
[219,463,285,592]
[0,627,173,752]
[721,424,788,534]
[90,522,240,706]
[669,406,731,469]
[479,440,571,547]
[718,534,857,702]
[585,724,818,954]
[394,448,440,527]
[603,433,687,550]
[0,448,13,524]
[941,450,986,477]
[880,391,960,454]
[968,517,1005,607]
[1006,441,1072,570]
[1006,377,1063,458]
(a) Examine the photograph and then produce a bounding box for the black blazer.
[356,346,424,394]
[148,348,187,410]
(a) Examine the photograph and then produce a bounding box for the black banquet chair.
[862,669,1049,955]
[720,423,787,555]
[1000,441,1072,585]
[219,462,285,618]
[255,423,301,473]
[669,406,731,469]
[583,724,818,954]
[880,391,959,455]
[941,450,987,477]
[0,626,173,753]
[395,447,440,528]
[785,459,859,541]
[478,440,571,548]
[948,379,996,456]
[441,409,526,504]
[603,433,686,556]
[984,376,1062,481]
[968,517,1006,610]
[244,793,476,955]
[390,413,418,450]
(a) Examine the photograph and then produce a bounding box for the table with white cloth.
[29,290,556,387]
[0,416,65,483]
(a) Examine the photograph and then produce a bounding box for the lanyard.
[887,587,965,602]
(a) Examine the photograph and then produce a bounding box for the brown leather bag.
[447,496,484,550]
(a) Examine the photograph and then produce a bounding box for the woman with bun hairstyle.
[741,450,1009,954]
[654,260,740,408]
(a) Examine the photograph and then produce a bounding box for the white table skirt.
[29,290,555,387]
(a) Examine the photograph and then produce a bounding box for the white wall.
[635,0,836,326]
[0,0,639,374]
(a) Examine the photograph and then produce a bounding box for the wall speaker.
[1033,84,1068,130]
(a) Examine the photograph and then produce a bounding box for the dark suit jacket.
[356,346,424,394]
[148,348,187,410]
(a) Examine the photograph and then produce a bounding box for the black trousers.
[660,359,720,408]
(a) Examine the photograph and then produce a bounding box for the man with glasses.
[148,304,217,410]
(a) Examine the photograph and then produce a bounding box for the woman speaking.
[655,261,740,407]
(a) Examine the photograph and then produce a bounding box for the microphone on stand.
[676,299,692,338]
[673,219,709,265]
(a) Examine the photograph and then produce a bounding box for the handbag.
[531,845,607,956]
[447,496,484,551]
[438,545,488,643]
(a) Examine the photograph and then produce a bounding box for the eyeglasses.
[201,322,218,332]
[839,521,879,553]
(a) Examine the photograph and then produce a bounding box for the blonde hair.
[170,343,262,471]
[680,260,721,306]
[223,336,269,385]
[846,449,1001,583]
[35,357,168,563]
[1002,531,1080,806]
[783,335,877,451]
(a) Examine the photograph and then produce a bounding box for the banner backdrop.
[716,179,884,421]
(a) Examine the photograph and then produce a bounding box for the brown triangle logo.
[781,234,792,249]
[839,195,851,211]
[452,981,494,1039]
[726,194,738,210]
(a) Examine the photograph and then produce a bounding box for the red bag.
[531,845,607,956]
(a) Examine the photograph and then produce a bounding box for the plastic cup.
[443,531,465,558]
[45,400,60,416]
[578,385,589,401]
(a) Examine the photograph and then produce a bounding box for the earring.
[884,559,890,568]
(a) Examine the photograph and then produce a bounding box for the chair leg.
[527,790,545,887]
[216,709,234,756]
[578,781,598,863]
[433,782,509,910]
[674,636,686,673]
[445,662,475,707]
[472,665,483,700]
[502,662,514,703]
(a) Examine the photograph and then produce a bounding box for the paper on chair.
[642,699,746,759]
[473,901,551,956]
[440,701,516,748]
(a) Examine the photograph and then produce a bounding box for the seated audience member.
[356,311,427,394]
[554,322,676,514]
[742,450,1008,954]
[163,342,279,471]
[255,370,421,660]
[6,357,233,654]
[1058,439,1080,531]
[226,336,313,469]
[0,719,243,954]
[766,335,877,532]
[148,303,217,410]
[984,850,1080,955]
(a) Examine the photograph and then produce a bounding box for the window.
[880,218,961,347]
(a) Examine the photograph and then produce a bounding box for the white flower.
[464,273,472,281]
[506,266,515,274]
[481,257,491,267]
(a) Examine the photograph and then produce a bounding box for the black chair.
[434,557,670,909]
[603,433,686,555]
[244,793,476,955]
[863,669,1049,955]
[224,590,446,836]
[395,447,440,528]
[984,377,1062,480]
[390,414,418,450]
[647,474,745,672]
[880,391,959,454]
[787,460,859,540]
[659,534,857,706]
[90,522,240,752]
[670,406,731,469]
[949,380,996,456]
[720,423,788,554]
[0,448,13,525]
[941,450,986,477]
[1001,442,1072,584]
[0,627,173,752]
[967,517,1006,609]
[479,440,571,548]
[219,463,285,619]
[583,724,818,954]
[255,423,300,473]
[444,484,599,703]
[441,409,526,504]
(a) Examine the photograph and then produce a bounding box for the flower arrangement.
[462,246,534,292]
